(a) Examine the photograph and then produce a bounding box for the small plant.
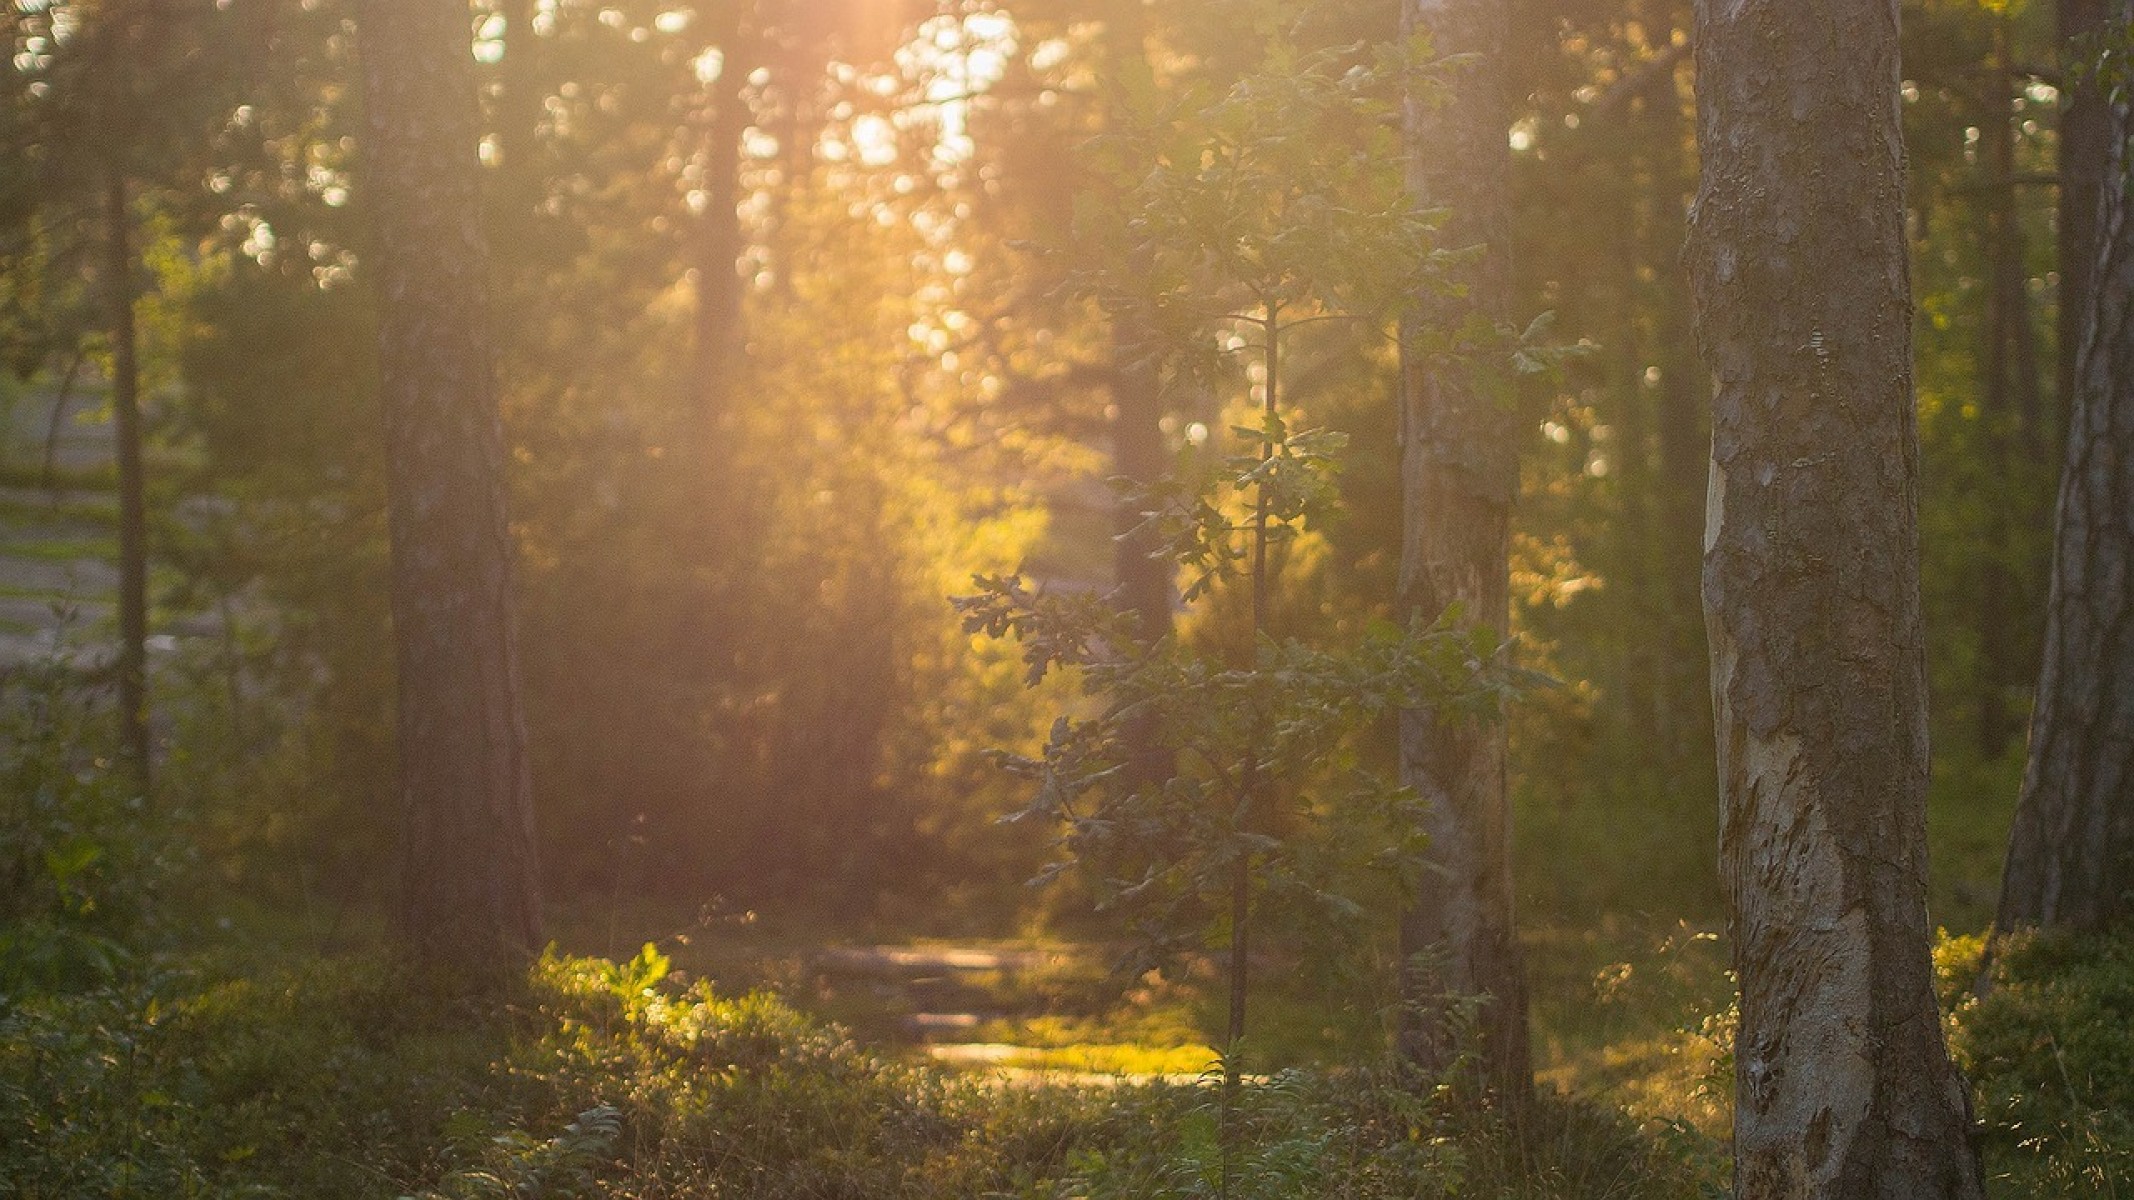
[408,1105,623,1200]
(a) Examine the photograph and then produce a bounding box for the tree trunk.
[103,170,151,798]
[1110,327,1172,647]
[1396,0,1531,1105]
[1978,17,2048,760]
[693,7,754,435]
[2060,0,2110,418]
[1647,34,1713,779]
[358,0,542,971]
[1997,0,2134,933]
[1102,0,1174,781]
[1686,2,1985,1195]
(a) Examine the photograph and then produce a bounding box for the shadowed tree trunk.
[1396,0,1531,1105]
[1103,0,1174,783]
[358,0,542,971]
[693,5,754,436]
[102,170,151,797]
[1645,28,1712,780]
[1998,0,2134,933]
[2060,0,2109,417]
[1686,1,1986,1195]
[1978,17,2049,760]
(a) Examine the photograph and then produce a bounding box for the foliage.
[0,952,526,1198]
[962,564,1521,973]
[0,939,1721,1198]
[0,654,158,995]
[407,1105,623,1200]
[1943,930,2134,1192]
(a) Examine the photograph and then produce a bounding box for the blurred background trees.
[0,0,2072,945]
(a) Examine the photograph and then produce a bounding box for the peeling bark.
[358,0,542,971]
[1397,0,1531,1104]
[1998,0,2134,934]
[1686,1,1985,1194]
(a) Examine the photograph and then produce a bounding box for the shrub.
[1943,930,2134,1193]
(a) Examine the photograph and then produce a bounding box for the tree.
[2059,0,2110,416]
[5,0,216,798]
[102,169,149,793]
[1396,0,1531,1102]
[357,0,540,968]
[1685,1,1986,1194]
[1996,0,2134,933]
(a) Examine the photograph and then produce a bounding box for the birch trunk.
[1686,1,1984,1194]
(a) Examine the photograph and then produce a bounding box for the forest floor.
[531,903,1738,1134]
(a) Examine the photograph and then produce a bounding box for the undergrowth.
[1942,930,2134,1194]
[0,941,1721,1198]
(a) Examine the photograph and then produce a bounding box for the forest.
[2,0,2130,1196]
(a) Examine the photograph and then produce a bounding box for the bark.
[2060,0,2110,417]
[103,171,150,797]
[1979,19,2049,760]
[1111,328,1172,647]
[1396,0,1531,1104]
[1103,0,1175,779]
[693,7,754,435]
[358,0,542,970]
[1647,37,1714,777]
[1686,2,1985,1195]
[1998,0,2134,932]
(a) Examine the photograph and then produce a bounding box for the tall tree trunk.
[1686,2,1985,1195]
[1997,0,2134,933]
[2060,0,2110,418]
[103,170,150,798]
[1396,0,1531,1105]
[1110,330,1172,645]
[1103,0,1174,780]
[693,7,753,435]
[358,0,542,971]
[1979,18,2049,760]
[1645,32,1712,780]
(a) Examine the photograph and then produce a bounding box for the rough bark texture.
[1396,0,1531,1102]
[359,0,542,969]
[2060,0,2110,417]
[1685,2,1985,1195]
[1998,1,2134,931]
[104,171,151,796]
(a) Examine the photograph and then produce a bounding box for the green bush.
[0,658,162,995]
[1944,930,2134,1193]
